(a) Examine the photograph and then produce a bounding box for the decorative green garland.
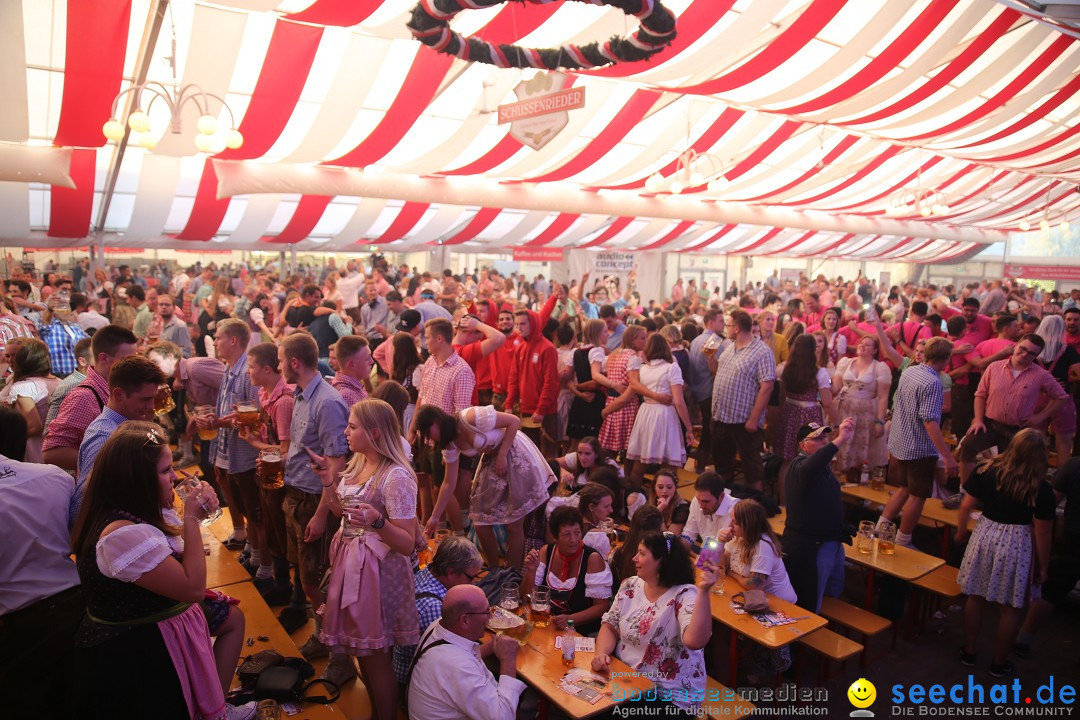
[406,0,677,70]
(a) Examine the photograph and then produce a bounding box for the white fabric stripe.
[409,204,470,243]
[553,215,610,245]
[153,6,248,157]
[658,222,718,252]
[717,128,821,196]
[866,26,1046,133]
[498,210,549,242]
[0,184,31,239]
[743,139,878,204]
[0,0,28,142]
[124,154,182,239]
[331,197,387,244]
[614,218,670,248]
[227,194,281,243]
[751,1,915,107]
[285,34,391,163]
[795,1,991,125]
[209,0,281,10]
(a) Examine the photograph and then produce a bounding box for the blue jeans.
[815,541,846,612]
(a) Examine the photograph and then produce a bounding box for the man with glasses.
[407,584,526,719]
[392,536,484,686]
[959,334,1068,485]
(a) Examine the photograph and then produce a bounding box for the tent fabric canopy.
[2,0,1079,262]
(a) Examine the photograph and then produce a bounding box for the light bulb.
[920,206,932,217]
[1018,220,1030,232]
[197,115,218,135]
[210,136,226,154]
[1039,218,1050,232]
[224,129,244,150]
[645,173,663,193]
[127,110,151,133]
[102,119,125,141]
[194,133,214,153]
[136,132,157,150]
[669,180,685,194]
[1060,221,1070,233]
[941,205,950,214]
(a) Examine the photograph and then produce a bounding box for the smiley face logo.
[848,678,877,715]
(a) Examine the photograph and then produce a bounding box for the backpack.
[231,650,340,705]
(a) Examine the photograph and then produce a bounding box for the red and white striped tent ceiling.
[2,0,1079,262]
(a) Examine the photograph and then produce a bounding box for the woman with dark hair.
[598,325,646,457]
[626,334,694,492]
[555,436,624,491]
[653,469,690,535]
[832,335,890,482]
[609,504,663,589]
[70,426,255,720]
[390,331,422,432]
[567,319,610,443]
[416,404,553,571]
[818,307,846,366]
[956,429,1056,677]
[776,334,837,499]
[592,531,719,714]
[0,338,58,463]
[521,506,612,636]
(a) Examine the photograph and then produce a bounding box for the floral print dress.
[602,577,705,711]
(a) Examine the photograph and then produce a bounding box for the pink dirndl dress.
[598,349,640,453]
[319,462,420,655]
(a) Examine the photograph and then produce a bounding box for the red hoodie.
[459,299,500,393]
[505,309,559,415]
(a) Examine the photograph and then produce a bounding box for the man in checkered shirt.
[708,309,775,490]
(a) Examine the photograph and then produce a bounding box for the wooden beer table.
[843,541,945,609]
[840,483,970,556]
[204,528,251,589]
[706,573,828,687]
[512,622,653,719]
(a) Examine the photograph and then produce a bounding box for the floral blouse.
[601,577,705,709]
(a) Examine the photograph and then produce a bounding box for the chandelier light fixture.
[101,13,243,154]
[644,148,727,194]
[883,188,951,217]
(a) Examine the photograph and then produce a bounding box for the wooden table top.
[224,582,347,718]
[840,484,969,530]
[706,573,828,650]
[843,541,945,581]
[204,529,251,589]
[512,622,654,719]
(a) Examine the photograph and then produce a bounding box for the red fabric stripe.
[1019,135,1080,169]
[177,21,324,241]
[601,108,745,191]
[733,137,860,202]
[54,0,132,147]
[822,156,943,212]
[525,213,581,247]
[837,9,1020,126]
[973,180,1058,223]
[329,50,454,167]
[892,239,937,259]
[442,208,502,245]
[723,121,803,182]
[582,217,634,247]
[672,0,849,95]
[775,0,959,115]
[262,196,333,244]
[979,122,1080,163]
[899,35,1074,142]
[527,90,662,182]
[797,234,851,257]
[927,242,979,263]
[370,202,431,244]
[956,73,1080,149]
[47,149,96,238]
[776,146,903,206]
[679,223,738,253]
[475,2,563,44]
[583,0,737,78]
[859,237,912,259]
[731,227,785,254]
[285,0,382,26]
[771,230,822,254]
[850,163,981,219]
[839,234,879,256]
[926,170,1015,221]
[636,221,696,251]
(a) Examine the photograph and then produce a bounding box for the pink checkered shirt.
[417,351,475,415]
[330,372,368,409]
[42,367,110,452]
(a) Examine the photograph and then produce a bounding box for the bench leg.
[729,629,739,688]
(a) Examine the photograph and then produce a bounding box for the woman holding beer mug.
[319,399,419,720]
[591,532,719,714]
[70,424,255,720]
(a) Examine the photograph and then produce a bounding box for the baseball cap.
[399,309,422,332]
[796,422,832,442]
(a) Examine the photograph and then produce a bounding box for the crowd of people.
[1,256,1077,718]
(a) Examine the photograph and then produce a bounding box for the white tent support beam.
[213,161,1009,245]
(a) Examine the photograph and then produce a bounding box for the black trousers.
[712,421,766,488]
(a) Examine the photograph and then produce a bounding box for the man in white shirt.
[337,260,367,324]
[680,471,737,548]
[407,585,526,720]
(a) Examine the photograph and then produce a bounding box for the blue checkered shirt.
[711,337,776,426]
[211,354,259,473]
[887,364,944,461]
[392,568,447,685]
[37,319,88,377]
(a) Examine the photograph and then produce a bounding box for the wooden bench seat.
[912,564,962,598]
[796,628,862,684]
[705,676,756,719]
[909,565,964,637]
[819,597,891,636]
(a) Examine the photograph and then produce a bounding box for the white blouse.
[96,513,184,582]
